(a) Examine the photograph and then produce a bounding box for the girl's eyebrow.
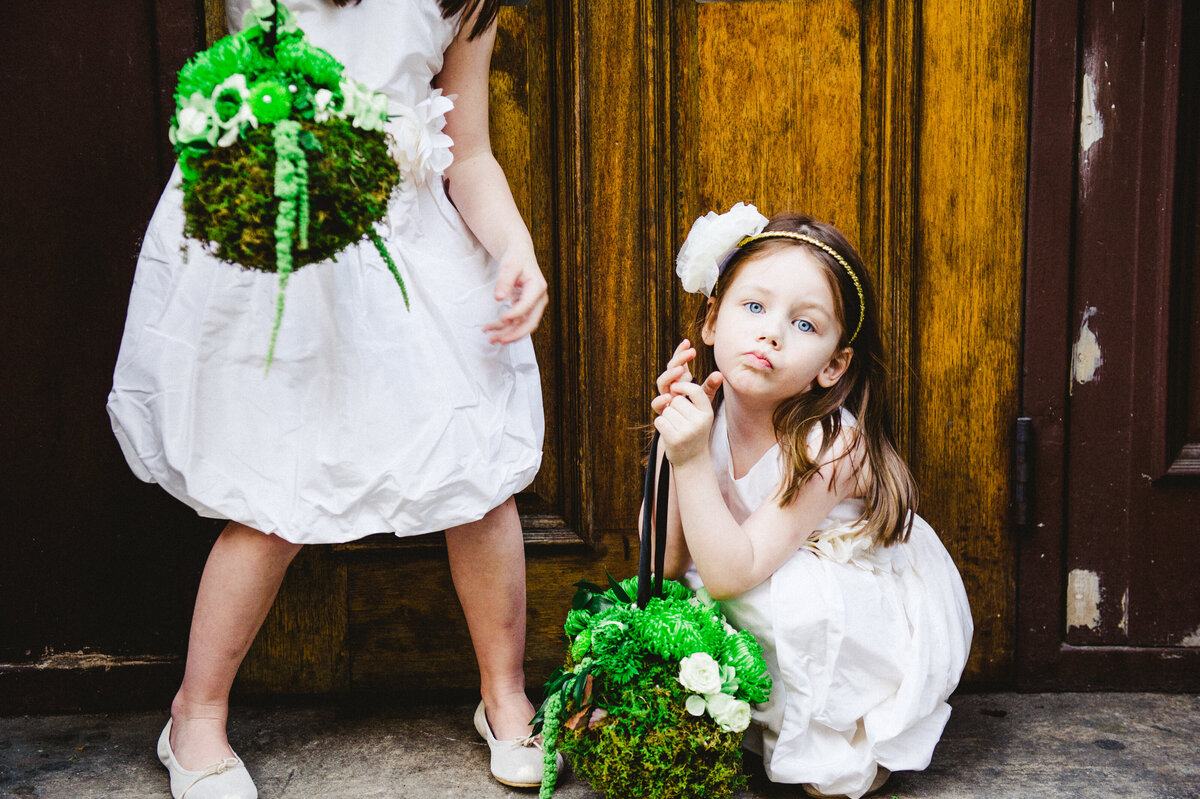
[735,284,832,315]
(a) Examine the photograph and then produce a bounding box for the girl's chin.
[722,373,806,403]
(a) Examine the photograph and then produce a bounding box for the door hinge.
[1014,417,1034,527]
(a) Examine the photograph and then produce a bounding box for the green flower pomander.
[534,576,772,799]
[169,1,405,368]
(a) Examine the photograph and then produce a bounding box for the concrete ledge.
[1,693,1197,798]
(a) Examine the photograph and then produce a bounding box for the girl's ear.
[817,347,854,388]
[700,298,718,346]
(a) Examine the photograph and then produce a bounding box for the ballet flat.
[157,718,258,799]
[473,700,562,788]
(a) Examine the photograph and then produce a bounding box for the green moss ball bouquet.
[534,574,773,799]
[170,0,406,365]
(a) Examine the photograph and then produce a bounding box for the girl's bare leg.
[168,522,302,768]
[445,496,535,739]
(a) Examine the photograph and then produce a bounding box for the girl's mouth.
[744,352,773,369]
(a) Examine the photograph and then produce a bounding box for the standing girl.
[651,204,972,799]
[107,1,550,796]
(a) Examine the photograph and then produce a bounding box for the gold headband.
[735,231,865,344]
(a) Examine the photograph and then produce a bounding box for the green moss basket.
[182,119,398,272]
[555,676,748,799]
[535,577,772,799]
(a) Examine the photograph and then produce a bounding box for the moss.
[182,119,399,272]
[557,681,747,799]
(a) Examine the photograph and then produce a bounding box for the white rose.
[704,692,752,733]
[678,652,722,695]
[173,102,213,145]
[675,202,768,295]
[313,88,336,123]
[684,694,707,717]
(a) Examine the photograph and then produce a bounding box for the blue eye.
[793,319,814,333]
[744,301,764,314]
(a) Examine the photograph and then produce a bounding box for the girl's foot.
[474,700,561,788]
[158,718,257,799]
[168,698,236,770]
[481,689,537,739]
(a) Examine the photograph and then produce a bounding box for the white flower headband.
[674,203,865,344]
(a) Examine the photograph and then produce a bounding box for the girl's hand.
[652,339,722,415]
[654,377,722,466]
[483,248,548,344]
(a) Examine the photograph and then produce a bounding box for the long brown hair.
[691,212,917,547]
[327,0,500,40]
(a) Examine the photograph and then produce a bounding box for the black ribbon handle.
[636,433,671,609]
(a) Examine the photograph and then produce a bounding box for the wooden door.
[239,0,1030,693]
[1020,0,1200,689]
[0,0,1031,708]
[668,0,1028,685]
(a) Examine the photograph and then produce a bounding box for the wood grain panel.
[581,2,664,538]
[238,548,349,694]
[916,0,1029,681]
[694,0,863,239]
[347,545,619,691]
[490,5,565,523]
[861,0,919,460]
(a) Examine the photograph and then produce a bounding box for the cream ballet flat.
[473,700,562,788]
[157,718,258,799]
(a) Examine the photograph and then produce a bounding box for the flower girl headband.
[675,203,865,344]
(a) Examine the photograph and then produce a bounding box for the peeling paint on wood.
[1067,568,1102,630]
[9,651,179,670]
[1080,71,1105,153]
[1071,306,1103,392]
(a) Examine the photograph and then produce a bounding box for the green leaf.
[299,130,321,152]
[607,570,631,603]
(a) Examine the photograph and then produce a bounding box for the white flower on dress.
[678,652,722,695]
[805,521,894,573]
[675,202,769,295]
[386,90,455,185]
[703,692,752,733]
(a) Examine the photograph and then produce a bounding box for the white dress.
[685,407,973,799]
[106,0,543,544]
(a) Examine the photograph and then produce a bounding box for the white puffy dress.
[106,0,543,544]
[685,407,972,798]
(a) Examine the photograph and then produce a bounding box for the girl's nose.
[757,331,780,348]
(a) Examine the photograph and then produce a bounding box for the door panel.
[234,0,1029,692]
[1020,0,1200,688]
[677,0,1027,683]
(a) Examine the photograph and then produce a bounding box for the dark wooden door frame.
[1018,0,1200,690]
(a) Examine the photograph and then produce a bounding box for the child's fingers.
[666,340,696,370]
[656,364,691,396]
[670,379,714,413]
[701,370,724,400]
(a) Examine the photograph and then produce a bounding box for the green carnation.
[249,80,292,123]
